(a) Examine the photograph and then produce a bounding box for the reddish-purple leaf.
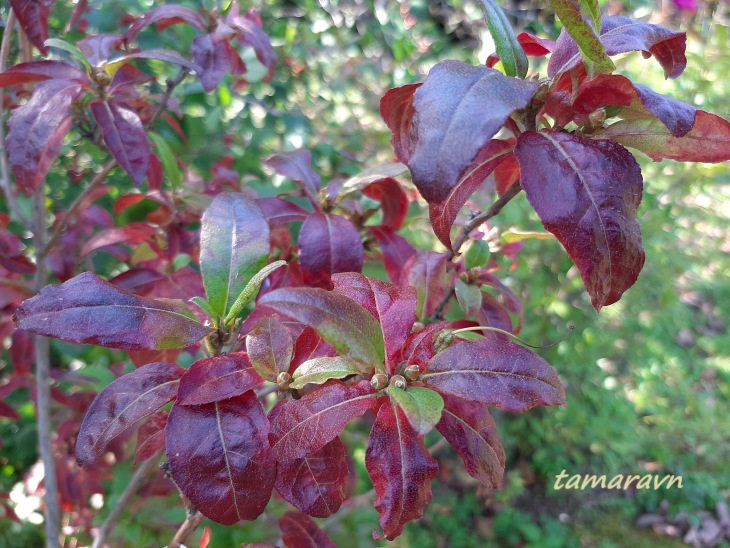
[477,292,513,337]
[77,34,124,66]
[436,393,505,488]
[107,49,201,74]
[7,79,83,193]
[256,197,309,226]
[406,61,537,203]
[76,362,184,467]
[10,329,34,377]
[226,7,277,82]
[368,226,416,285]
[13,272,211,350]
[258,287,385,369]
[478,272,523,332]
[548,15,687,79]
[192,34,233,92]
[264,149,321,207]
[332,273,416,374]
[166,392,275,525]
[177,353,264,406]
[0,61,88,87]
[10,0,54,55]
[422,338,566,412]
[90,100,149,185]
[361,178,409,229]
[80,223,157,257]
[125,5,206,41]
[515,130,644,310]
[428,139,514,250]
[268,380,378,461]
[133,409,167,465]
[598,110,730,163]
[399,320,476,372]
[0,399,20,421]
[404,250,449,320]
[279,511,335,548]
[0,228,35,274]
[246,315,293,382]
[380,83,421,164]
[486,31,555,68]
[298,213,363,289]
[275,436,348,518]
[366,400,438,540]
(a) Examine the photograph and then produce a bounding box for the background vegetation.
[0,0,727,546]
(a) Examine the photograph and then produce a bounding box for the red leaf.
[515,130,644,310]
[275,436,348,518]
[361,178,409,229]
[0,61,88,87]
[368,226,416,285]
[80,222,157,256]
[0,228,35,274]
[486,32,555,68]
[332,273,416,374]
[477,272,523,332]
[133,409,168,465]
[177,353,264,406]
[126,348,182,369]
[599,110,730,163]
[10,0,54,55]
[90,100,150,185]
[366,400,438,540]
[380,83,421,164]
[436,393,505,488]
[200,526,213,548]
[125,5,206,41]
[7,79,83,193]
[192,34,233,92]
[494,152,520,196]
[0,400,20,421]
[422,338,566,412]
[10,329,34,377]
[245,315,293,382]
[428,139,514,250]
[256,197,309,226]
[403,250,449,319]
[268,380,378,461]
[76,362,184,467]
[400,320,475,372]
[406,61,537,203]
[264,149,321,207]
[548,15,686,79]
[298,213,363,289]
[13,272,211,350]
[166,392,275,525]
[279,511,335,548]
[477,292,513,336]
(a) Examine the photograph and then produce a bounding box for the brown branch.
[40,68,190,258]
[168,493,206,548]
[91,452,163,548]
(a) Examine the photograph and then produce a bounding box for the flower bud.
[277,372,292,390]
[389,375,407,390]
[403,365,420,382]
[434,329,455,354]
[371,373,388,390]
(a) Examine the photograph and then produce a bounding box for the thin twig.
[0,10,31,229]
[169,493,206,548]
[41,68,190,258]
[91,452,163,548]
[430,287,456,323]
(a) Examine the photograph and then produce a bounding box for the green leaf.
[550,0,614,76]
[478,0,529,78]
[388,386,444,436]
[501,229,556,243]
[223,260,287,325]
[200,192,270,318]
[148,132,182,189]
[289,356,363,389]
[45,38,90,70]
[580,0,601,33]
[189,297,219,328]
[455,280,482,318]
[465,240,491,270]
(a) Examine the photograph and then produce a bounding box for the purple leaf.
[77,34,124,66]
[226,7,277,82]
[10,0,54,55]
[428,139,515,250]
[125,5,206,41]
[422,338,566,412]
[133,410,168,465]
[166,392,275,525]
[279,512,335,548]
[0,61,89,87]
[256,197,309,226]
[245,315,294,382]
[366,400,438,540]
[0,228,35,274]
[107,49,201,74]
[80,222,157,257]
[400,320,477,372]
[13,272,211,350]
[75,362,184,467]
[192,34,233,92]
[176,353,264,406]
[264,149,321,207]
[436,393,505,488]
[548,15,687,79]
[298,213,364,289]
[515,130,644,310]
[403,250,449,320]
[332,273,416,374]
[7,79,83,193]
[368,226,416,285]
[275,436,348,518]
[90,100,150,186]
[407,61,537,203]
[268,380,378,461]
